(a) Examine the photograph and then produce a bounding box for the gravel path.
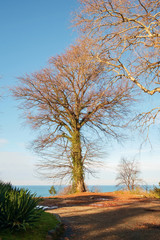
[46,198,160,240]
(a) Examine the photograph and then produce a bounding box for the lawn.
[0,211,59,240]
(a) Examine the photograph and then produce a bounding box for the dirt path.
[42,193,160,240]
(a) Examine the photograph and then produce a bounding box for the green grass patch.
[0,211,59,240]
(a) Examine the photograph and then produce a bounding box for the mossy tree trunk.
[71,129,86,193]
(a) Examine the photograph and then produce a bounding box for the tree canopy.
[74,0,160,129]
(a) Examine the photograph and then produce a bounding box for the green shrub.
[0,212,60,240]
[0,181,12,192]
[49,185,57,196]
[151,182,160,198]
[0,183,42,231]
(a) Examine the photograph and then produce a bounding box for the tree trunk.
[71,130,86,193]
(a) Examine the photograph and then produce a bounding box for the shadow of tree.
[60,203,160,240]
[96,224,160,240]
[41,194,116,207]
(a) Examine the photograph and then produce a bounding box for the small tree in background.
[49,185,57,197]
[116,157,143,191]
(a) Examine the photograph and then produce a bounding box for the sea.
[15,185,155,197]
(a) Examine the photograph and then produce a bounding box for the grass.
[0,211,59,240]
[115,187,150,197]
[114,187,160,199]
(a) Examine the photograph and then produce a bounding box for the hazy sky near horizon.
[0,0,160,186]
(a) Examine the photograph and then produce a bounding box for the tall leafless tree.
[74,0,160,130]
[13,39,133,192]
[116,157,143,190]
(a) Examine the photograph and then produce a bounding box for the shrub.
[129,186,146,195]
[0,181,12,192]
[0,183,42,231]
[49,185,57,196]
[58,185,73,195]
[0,212,60,240]
[90,186,101,193]
[151,182,160,198]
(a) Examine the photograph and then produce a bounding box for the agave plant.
[0,182,42,230]
[0,181,12,192]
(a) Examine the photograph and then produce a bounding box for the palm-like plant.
[0,182,42,230]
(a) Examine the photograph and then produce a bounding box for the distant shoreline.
[14,185,155,198]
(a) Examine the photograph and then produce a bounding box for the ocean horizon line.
[13,184,156,198]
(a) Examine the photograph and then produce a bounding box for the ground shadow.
[40,194,116,207]
[59,202,160,240]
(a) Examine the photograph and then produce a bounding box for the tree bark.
[71,129,86,193]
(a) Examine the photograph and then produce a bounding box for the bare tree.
[74,0,160,128]
[116,157,143,190]
[13,39,133,192]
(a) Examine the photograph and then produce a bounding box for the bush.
[0,181,12,192]
[0,182,42,231]
[49,185,57,196]
[129,186,146,195]
[151,182,160,198]
[58,185,73,195]
[0,212,60,240]
[90,186,101,193]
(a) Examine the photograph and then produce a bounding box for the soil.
[40,192,160,240]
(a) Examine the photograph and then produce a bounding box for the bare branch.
[116,157,143,190]
[74,0,160,135]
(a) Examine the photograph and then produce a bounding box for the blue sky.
[0,0,159,186]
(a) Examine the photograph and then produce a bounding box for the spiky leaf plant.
[0,182,42,231]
